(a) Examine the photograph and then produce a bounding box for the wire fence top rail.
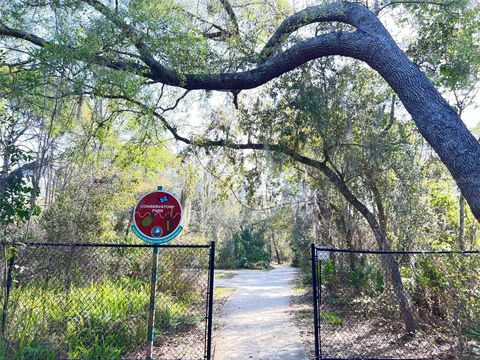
[314,246,480,254]
[0,240,211,248]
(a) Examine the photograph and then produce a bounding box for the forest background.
[2,0,479,270]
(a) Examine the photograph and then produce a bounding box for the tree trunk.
[330,204,357,274]
[5,2,480,221]
[364,44,480,222]
[345,224,357,274]
[180,188,192,231]
[271,229,281,265]
[318,163,416,334]
[383,252,416,334]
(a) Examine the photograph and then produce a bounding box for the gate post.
[1,242,16,349]
[206,241,215,360]
[311,244,320,360]
[146,246,159,360]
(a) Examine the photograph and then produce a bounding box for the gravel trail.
[214,265,309,360]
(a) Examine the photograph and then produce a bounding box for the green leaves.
[0,110,40,227]
[406,1,480,91]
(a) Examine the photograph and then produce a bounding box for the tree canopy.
[1,0,479,221]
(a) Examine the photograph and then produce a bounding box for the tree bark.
[88,0,480,223]
[201,140,418,334]
[271,229,281,265]
[2,1,480,221]
[317,163,416,335]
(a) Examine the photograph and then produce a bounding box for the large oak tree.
[1,0,480,221]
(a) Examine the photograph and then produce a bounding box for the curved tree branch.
[158,90,191,113]
[80,1,382,89]
[179,8,233,39]
[380,94,396,136]
[0,22,152,77]
[260,1,386,59]
[2,0,480,221]
[182,30,369,89]
[0,22,46,47]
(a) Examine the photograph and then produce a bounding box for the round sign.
[131,189,183,244]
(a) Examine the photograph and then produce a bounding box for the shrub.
[232,226,269,269]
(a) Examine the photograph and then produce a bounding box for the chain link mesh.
[313,248,480,360]
[0,242,213,360]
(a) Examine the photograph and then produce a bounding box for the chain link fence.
[311,245,480,360]
[0,241,215,360]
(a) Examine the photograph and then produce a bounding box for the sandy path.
[214,265,309,360]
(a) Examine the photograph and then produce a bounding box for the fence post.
[311,244,320,360]
[206,241,215,360]
[146,246,159,360]
[1,243,16,344]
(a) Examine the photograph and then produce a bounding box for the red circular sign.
[132,190,182,244]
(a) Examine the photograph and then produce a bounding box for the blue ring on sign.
[131,225,183,245]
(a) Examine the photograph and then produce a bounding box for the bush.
[232,226,270,269]
[217,238,236,269]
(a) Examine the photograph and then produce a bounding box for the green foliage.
[6,278,196,359]
[346,257,384,293]
[290,228,311,270]
[416,255,446,290]
[230,226,269,269]
[8,280,144,358]
[0,110,40,227]
[469,323,480,341]
[1,343,56,360]
[406,2,480,91]
[320,310,343,326]
[40,167,127,243]
[321,257,385,301]
[217,236,237,269]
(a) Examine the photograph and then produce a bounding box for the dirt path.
[214,265,309,360]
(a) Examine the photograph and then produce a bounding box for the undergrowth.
[1,278,199,359]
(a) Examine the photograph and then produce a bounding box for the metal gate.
[0,241,215,360]
[311,245,480,360]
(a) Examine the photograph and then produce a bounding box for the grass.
[214,287,235,299]
[321,310,343,326]
[291,300,342,325]
[1,277,201,360]
[212,287,235,329]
